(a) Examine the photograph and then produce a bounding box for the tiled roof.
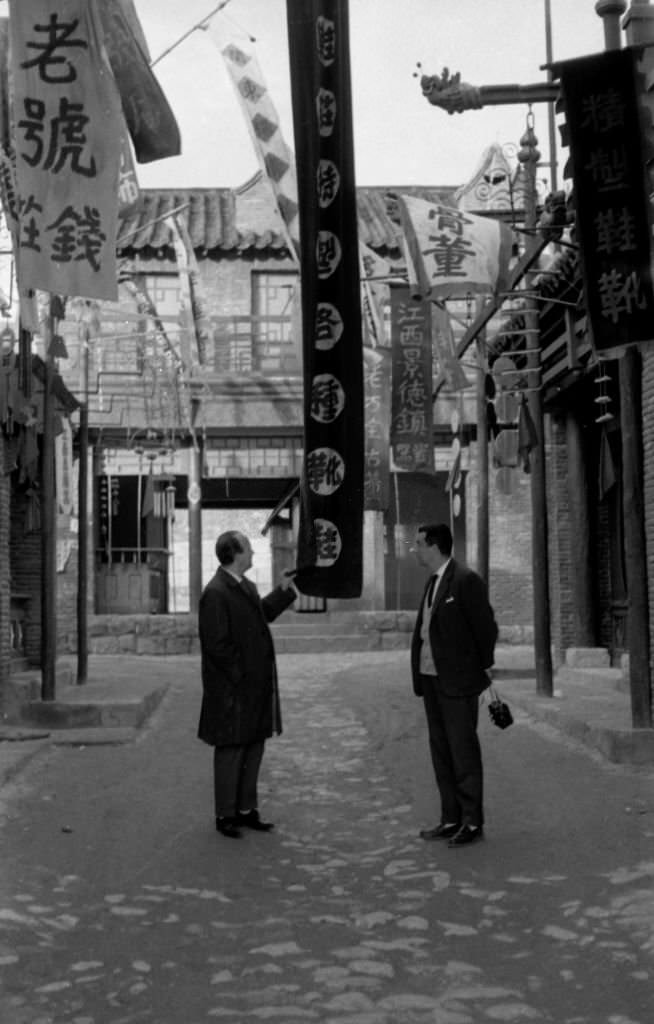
[116,175,460,257]
[117,188,239,254]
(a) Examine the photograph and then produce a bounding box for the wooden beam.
[433,235,549,396]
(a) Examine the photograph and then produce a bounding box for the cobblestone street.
[0,652,653,1023]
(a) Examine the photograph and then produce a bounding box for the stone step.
[273,633,411,654]
[565,647,611,669]
[555,665,625,690]
[21,686,166,731]
[270,620,388,636]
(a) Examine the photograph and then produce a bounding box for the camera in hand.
[488,696,513,729]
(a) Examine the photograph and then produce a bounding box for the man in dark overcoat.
[410,523,498,847]
[198,530,297,838]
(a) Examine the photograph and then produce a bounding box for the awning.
[261,480,300,536]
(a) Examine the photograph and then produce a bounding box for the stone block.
[396,612,416,632]
[380,632,412,650]
[165,636,192,655]
[135,636,161,656]
[90,636,120,655]
[565,647,610,669]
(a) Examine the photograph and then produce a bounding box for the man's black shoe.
[419,822,460,840]
[215,816,242,838]
[448,824,484,847]
[236,809,274,832]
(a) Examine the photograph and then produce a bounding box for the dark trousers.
[421,674,483,827]
[213,740,265,819]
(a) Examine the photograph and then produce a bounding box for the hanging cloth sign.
[396,193,513,301]
[9,0,123,300]
[287,0,364,598]
[363,345,390,510]
[555,48,654,353]
[97,0,181,164]
[390,285,434,473]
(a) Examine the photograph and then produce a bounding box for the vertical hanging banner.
[208,23,300,257]
[165,213,211,368]
[363,345,390,510]
[432,302,471,392]
[287,0,364,598]
[555,49,654,353]
[390,286,434,473]
[359,241,391,348]
[9,0,123,300]
[97,0,181,164]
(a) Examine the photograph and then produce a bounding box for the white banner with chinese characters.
[9,0,123,299]
[397,194,513,301]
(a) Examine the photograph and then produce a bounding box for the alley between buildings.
[0,651,652,1024]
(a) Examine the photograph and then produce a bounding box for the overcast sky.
[133,0,609,193]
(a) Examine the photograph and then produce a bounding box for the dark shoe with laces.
[448,824,484,847]
[236,809,274,832]
[419,822,460,840]
[215,816,242,838]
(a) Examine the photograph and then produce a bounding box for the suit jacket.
[410,558,498,698]
[197,567,296,747]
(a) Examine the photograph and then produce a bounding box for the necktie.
[426,572,439,608]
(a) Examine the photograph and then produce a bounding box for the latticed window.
[251,271,301,375]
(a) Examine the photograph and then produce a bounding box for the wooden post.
[619,349,652,726]
[188,441,203,611]
[521,119,554,696]
[566,409,595,645]
[41,307,57,701]
[597,0,652,728]
[76,330,89,685]
[475,336,489,586]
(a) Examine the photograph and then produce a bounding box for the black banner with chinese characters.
[557,48,654,353]
[287,0,364,598]
[363,347,391,511]
[390,286,434,473]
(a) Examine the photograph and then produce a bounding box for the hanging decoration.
[594,363,614,425]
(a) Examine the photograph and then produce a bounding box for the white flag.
[397,194,513,301]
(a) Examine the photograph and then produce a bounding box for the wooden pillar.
[521,121,553,696]
[475,337,489,586]
[41,318,57,701]
[188,442,203,611]
[619,349,651,726]
[598,0,652,727]
[566,409,595,645]
[76,389,89,684]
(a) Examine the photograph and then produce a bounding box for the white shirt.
[418,558,452,676]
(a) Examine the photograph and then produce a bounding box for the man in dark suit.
[198,531,297,838]
[410,523,498,847]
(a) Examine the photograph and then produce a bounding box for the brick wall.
[10,489,42,664]
[465,437,534,635]
[546,412,570,664]
[0,435,10,698]
[10,490,79,664]
[642,347,654,674]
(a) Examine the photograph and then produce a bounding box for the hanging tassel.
[517,394,538,473]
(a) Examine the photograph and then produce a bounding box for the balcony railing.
[209,315,300,376]
[88,314,300,380]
